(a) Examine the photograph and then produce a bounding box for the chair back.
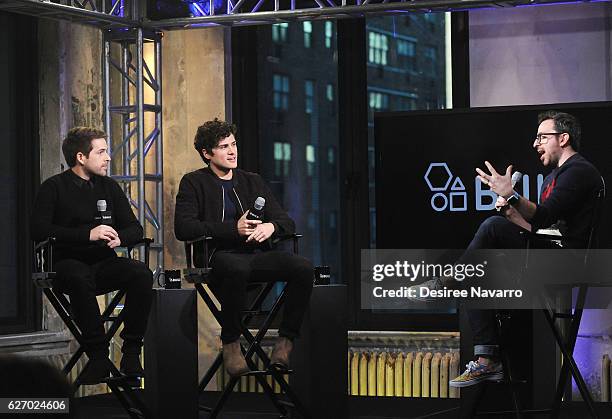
[585,177,606,251]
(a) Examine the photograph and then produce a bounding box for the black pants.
[459,216,527,357]
[54,256,153,354]
[210,250,314,344]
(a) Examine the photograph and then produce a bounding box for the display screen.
[375,102,612,249]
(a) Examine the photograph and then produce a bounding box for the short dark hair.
[193,118,237,163]
[62,126,107,167]
[537,110,581,152]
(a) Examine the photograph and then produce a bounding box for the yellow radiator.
[348,350,460,398]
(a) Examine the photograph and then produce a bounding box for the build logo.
[424,162,544,212]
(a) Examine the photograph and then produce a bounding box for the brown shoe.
[270,337,293,370]
[222,341,250,377]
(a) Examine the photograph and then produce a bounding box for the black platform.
[74,391,612,418]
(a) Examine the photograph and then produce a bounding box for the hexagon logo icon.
[424,163,453,192]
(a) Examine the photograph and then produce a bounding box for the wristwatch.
[506,190,520,206]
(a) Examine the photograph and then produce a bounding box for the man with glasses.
[412,111,603,387]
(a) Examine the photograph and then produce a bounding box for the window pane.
[366,13,450,247]
[257,20,341,282]
[326,83,334,101]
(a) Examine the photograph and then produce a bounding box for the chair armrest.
[33,237,57,273]
[520,230,583,248]
[34,237,56,251]
[125,237,154,266]
[522,231,564,242]
[271,233,302,254]
[185,235,213,245]
[183,236,213,269]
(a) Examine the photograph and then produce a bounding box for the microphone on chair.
[247,197,266,221]
[95,200,113,225]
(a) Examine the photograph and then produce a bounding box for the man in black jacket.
[31,127,153,384]
[175,118,314,376]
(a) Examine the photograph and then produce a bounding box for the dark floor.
[74,391,612,419]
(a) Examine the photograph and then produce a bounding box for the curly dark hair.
[538,110,581,152]
[62,126,107,167]
[194,118,237,163]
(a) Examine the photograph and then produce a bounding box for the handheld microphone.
[511,171,523,189]
[496,171,523,212]
[95,199,113,225]
[247,197,266,221]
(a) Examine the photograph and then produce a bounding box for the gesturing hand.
[237,210,262,237]
[246,222,275,243]
[90,224,119,242]
[476,161,514,199]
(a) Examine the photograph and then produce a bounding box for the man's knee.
[55,260,95,293]
[212,262,250,286]
[128,261,153,289]
[478,215,511,234]
[289,257,314,285]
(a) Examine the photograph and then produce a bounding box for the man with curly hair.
[174,118,314,376]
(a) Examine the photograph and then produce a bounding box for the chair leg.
[500,350,522,419]
[199,352,224,393]
[543,305,598,418]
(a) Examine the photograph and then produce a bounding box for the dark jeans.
[210,250,314,344]
[54,256,153,355]
[460,215,527,357]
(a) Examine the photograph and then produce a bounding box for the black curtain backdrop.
[0,12,39,333]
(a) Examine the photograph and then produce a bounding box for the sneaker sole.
[449,372,504,388]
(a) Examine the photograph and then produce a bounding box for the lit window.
[424,46,437,60]
[272,22,288,43]
[306,144,316,176]
[274,141,291,177]
[327,146,337,179]
[273,74,290,111]
[397,39,416,57]
[303,22,312,48]
[327,146,335,164]
[369,92,389,110]
[424,46,437,72]
[368,31,388,65]
[326,84,334,102]
[325,21,333,48]
[305,80,314,114]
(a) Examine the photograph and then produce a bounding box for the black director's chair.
[471,180,607,419]
[183,234,310,419]
[524,180,607,419]
[32,237,153,419]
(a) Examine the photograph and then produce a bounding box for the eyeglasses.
[534,132,563,145]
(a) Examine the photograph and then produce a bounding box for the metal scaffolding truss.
[0,0,140,27]
[147,0,606,29]
[104,28,164,273]
[2,0,610,29]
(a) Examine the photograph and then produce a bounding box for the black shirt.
[31,169,143,264]
[532,153,603,247]
[216,178,239,224]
